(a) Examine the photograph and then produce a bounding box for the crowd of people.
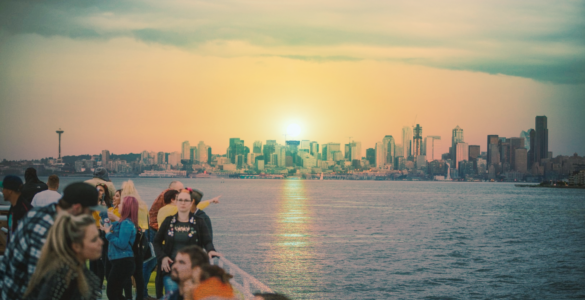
[0,167,290,300]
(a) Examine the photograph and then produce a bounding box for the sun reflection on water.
[267,180,321,298]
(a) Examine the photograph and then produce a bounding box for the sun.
[286,123,301,138]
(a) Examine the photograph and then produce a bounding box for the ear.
[191,266,202,284]
[71,242,83,254]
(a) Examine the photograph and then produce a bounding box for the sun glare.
[287,123,301,138]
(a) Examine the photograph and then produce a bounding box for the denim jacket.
[106,219,136,260]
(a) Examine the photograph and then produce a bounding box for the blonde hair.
[121,180,148,228]
[25,213,96,297]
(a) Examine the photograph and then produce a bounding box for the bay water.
[51,177,585,299]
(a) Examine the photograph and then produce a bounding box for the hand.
[208,250,222,260]
[209,195,221,204]
[100,224,111,234]
[161,257,173,272]
[107,211,120,222]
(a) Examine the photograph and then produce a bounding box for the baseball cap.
[61,182,107,212]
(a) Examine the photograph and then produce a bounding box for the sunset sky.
[1,0,584,160]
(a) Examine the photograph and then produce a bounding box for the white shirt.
[31,190,62,207]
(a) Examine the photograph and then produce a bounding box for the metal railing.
[212,256,273,299]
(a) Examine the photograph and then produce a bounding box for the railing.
[212,256,273,299]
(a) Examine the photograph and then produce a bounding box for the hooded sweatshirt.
[20,168,48,205]
[85,168,116,200]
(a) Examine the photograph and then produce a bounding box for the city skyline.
[1,1,584,160]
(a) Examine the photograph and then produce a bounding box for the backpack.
[130,227,151,260]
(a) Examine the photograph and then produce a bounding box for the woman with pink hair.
[101,196,138,300]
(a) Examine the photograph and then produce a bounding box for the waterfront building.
[181,141,190,160]
[198,141,208,163]
[321,144,328,160]
[157,152,165,164]
[102,150,110,165]
[451,126,464,162]
[395,156,406,171]
[168,151,181,167]
[266,140,277,146]
[416,155,427,170]
[520,130,532,151]
[300,140,311,151]
[326,143,341,161]
[507,137,524,171]
[455,142,469,170]
[413,124,423,159]
[424,136,441,161]
[428,160,445,175]
[229,138,244,163]
[499,140,510,169]
[459,160,475,178]
[395,144,404,158]
[528,129,536,168]
[253,141,262,154]
[351,141,362,161]
[469,145,480,161]
[190,146,197,163]
[279,147,286,167]
[207,147,212,164]
[366,148,375,166]
[535,116,548,165]
[383,136,395,166]
[402,126,413,159]
[476,158,487,175]
[255,159,264,170]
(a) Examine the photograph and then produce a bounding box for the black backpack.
[130,227,152,261]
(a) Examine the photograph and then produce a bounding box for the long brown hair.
[25,213,96,297]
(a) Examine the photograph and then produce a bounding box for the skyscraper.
[402,126,412,159]
[351,141,362,161]
[451,126,464,162]
[455,142,469,170]
[189,146,197,163]
[535,116,548,165]
[181,141,190,160]
[383,135,395,165]
[413,124,423,159]
[253,141,262,154]
[198,141,208,163]
[487,135,499,166]
[102,150,110,165]
[229,138,244,163]
[468,145,480,161]
[375,141,386,168]
[366,148,376,166]
[310,142,319,157]
[424,136,441,161]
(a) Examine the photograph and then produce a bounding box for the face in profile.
[74,225,103,261]
[170,252,193,283]
[113,191,121,207]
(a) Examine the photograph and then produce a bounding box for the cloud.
[1,0,584,84]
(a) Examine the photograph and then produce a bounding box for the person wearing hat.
[2,175,32,244]
[0,182,107,300]
[85,167,116,200]
[153,188,220,297]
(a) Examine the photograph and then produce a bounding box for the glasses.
[176,199,191,203]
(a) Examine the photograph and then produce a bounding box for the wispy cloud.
[1,0,583,83]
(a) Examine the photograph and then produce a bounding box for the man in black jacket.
[2,175,32,243]
[21,168,48,205]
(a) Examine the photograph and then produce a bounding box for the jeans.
[143,228,158,296]
[107,257,135,300]
[163,275,179,295]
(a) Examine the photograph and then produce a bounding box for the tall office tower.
[181,141,190,160]
[520,130,532,151]
[366,148,376,166]
[198,141,208,163]
[375,141,386,168]
[351,141,362,161]
[168,151,181,167]
[455,142,469,169]
[310,142,319,157]
[327,143,341,161]
[515,148,528,173]
[229,138,243,163]
[535,116,548,165]
[279,147,286,167]
[528,129,536,167]
[507,137,524,170]
[344,143,352,160]
[207,147,212,164]
[300,140,311,151]
[451,126,464,161]
[102,150,110,165]
[413,124,423,158]
[157,152,165,164]
[321,144,328,160]
[395,144,403,157]
[263,144,276,164]
[468,145,480,161]
[266,140,277,146]
[189,146,197,163]
[424,136,441,161]
[253,141,263,154]
[383,135,395,165]
[487,135,499,165]
[402,126,413,159]
[499,140,511,171]
[141,151,149,164]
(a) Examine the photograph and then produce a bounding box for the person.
[2,175,32,243]
[252,293,291,300]
[20,167,48,205]
[0,182,105,300]
[188,188,217,240]
[157,189,180,226]
[148,181,185,299]
[85,167,116,200]
[89,183,112,291]
[31,174,61,207]
[191,265,235,300]
[23,213,103,300]
[101,195,138,300]
[160,245,210,300]
[154,189,220,296]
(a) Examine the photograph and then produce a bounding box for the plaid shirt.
[149,189,169,230]
[0,204,56,300]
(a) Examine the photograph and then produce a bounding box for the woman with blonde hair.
[24,213,102,300]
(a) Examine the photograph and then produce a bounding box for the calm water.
[50,177,585,299]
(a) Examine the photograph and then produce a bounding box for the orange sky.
[0,1,584,160]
